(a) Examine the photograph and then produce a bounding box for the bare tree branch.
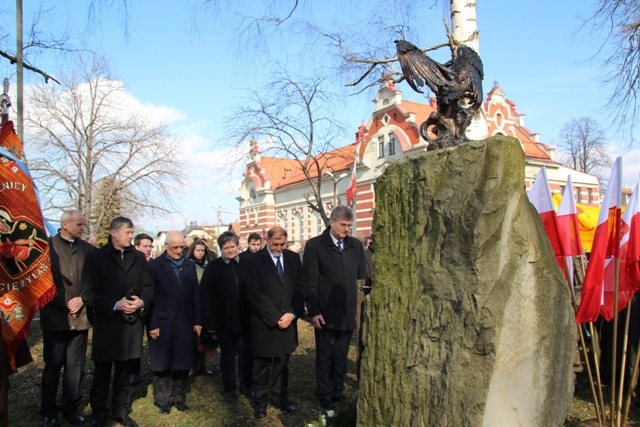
[584,0,640,140]
[25,52,184,234]
[0,49,59,84]
[557,117,612,181]
[226,69,351,226]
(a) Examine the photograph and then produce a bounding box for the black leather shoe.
[114,415,139,427]
[224,392,238,403]
[254,408,267,419]
[334,395,348,405]
[90,414,106,427]
[128,374,139,386]
[64,413,85,425]
[158,404,171,415]
[241,389,255,399]
[277,401,296,413]
[174,401,190,412]
[43,416,61,427]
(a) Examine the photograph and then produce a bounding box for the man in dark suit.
[245,226,305,419]
[40,210,94,427]
[146,231,201,414]
[303,206,366,410]
[81,217,154,427]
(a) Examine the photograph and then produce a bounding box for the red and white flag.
[557,175,584,257]
[528,167,562,258]
[345,145,359,205]
[556,175,584,288]
[576,156,623,323]
[613,181,640,313]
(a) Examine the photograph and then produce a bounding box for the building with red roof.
[236,80,600,242]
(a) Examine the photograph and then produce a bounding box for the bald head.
[60,209,86,240]
[165,231,186,259]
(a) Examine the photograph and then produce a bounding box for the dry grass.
[9,319,640,426]
[8,317,358,427]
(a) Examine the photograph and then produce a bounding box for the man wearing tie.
[303,206,366,410]
[245,226,305,418]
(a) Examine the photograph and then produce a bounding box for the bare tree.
[226,70,350,226]
[585,0,640,139]
[558,117,612,179]
[24,53,184,234]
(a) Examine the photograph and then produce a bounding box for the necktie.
[276,255,284,280]
[337,240,343,253]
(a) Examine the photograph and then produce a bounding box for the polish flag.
[576,157,622,323]
[556,175,584,288]
[614,181,640,313]
[528,167,562,258]
[346,146,359,205]
[557,175,584,257]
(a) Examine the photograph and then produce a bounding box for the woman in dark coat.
[200,231,252,402]
[146,231,202,413]
[186,239,217,376]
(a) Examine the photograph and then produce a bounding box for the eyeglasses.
[169,245,186,250]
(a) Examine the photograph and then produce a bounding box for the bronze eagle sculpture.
[395,39,484,150]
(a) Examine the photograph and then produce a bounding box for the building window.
[389,134,396,155]
[575,187,581,203]
[378,137,385,158]
[560,185,565,195]
[587,187,593,203]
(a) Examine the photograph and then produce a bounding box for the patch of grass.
[9,317,359,427]
[14,318,640,426]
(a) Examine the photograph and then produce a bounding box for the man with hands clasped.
[146,231,202,415]
[81,217,153,427]
[245,226,305,419]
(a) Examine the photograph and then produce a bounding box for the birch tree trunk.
[451,0,480,53]
[450,0,488,140]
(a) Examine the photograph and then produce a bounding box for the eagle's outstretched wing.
[395,40,454,95]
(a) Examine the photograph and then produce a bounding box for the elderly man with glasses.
[145,231,202,415]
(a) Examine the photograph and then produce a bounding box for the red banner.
[0,121,54,367]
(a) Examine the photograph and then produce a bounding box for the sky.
[1,0,638,232]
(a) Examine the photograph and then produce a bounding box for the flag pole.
[615,282,630,426]
[621,308,640,426]
[579,249,607,423]
[566,256,603,425]
[611,161,623,427]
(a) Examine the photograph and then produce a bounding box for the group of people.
[38,205,367,427]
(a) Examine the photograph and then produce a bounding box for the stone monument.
[357,136,575,426]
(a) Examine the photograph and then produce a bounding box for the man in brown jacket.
[40,210,94,427]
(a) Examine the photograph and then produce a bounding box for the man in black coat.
[146,231,201,414]
[40,210,94,427]
[303,206,366,410]
[245,226,305,418]
[81,217,154,427]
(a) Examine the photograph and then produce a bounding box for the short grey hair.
[60,209,82,224]
[109,216,134,231]
[217,231,239,248]
[330,206,353,222]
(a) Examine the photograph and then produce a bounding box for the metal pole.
[16,0,23,142]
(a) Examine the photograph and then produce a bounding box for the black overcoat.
[200,257,251,334]
[245,248,305,358]
[81,244,154,362]
[303,228,366,331]
[146,253,201,372]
